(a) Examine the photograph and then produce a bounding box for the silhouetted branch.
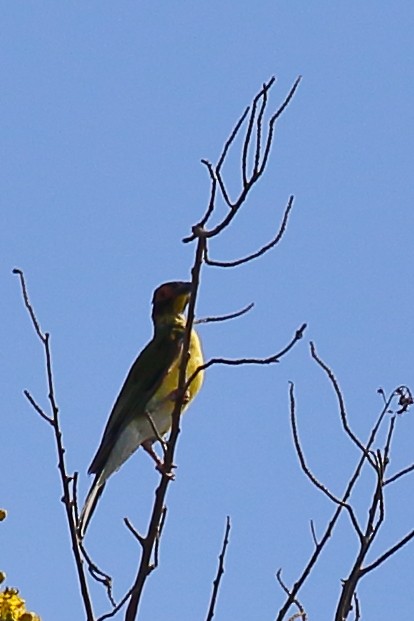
[310,342,368,458]
[124,518,145,547]
[13,268,95,621]
[289,383,364,543]
[198,159,218,229]
[276,570,306,621]
[309,520,319,547]
[80,541,116,608]
[183,76,301,244]
[195,302,254,324]
[186,323,307,392]
[205,516,231,621]
[203,195,294,268]
[359,526,414,577]
[385,462,414,485]
[334,391,411,621]
[275,359,398,621]
[14,74,303,621]
[23,389,53,425]
[124,237,206,621]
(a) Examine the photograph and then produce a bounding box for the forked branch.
[13,268,94,621]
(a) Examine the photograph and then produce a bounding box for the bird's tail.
[78,476,106,538]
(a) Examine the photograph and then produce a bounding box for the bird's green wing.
[88,324,184,475]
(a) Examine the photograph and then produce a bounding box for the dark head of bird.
[152,281,192,322]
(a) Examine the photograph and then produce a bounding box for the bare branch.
[124,518,145,547]
[205,517,232,621]
[13,268,44,340]
[276,570,307,621]
[334,401,399,621]
[385,462,414,486]
[23,389,53,425]
[98,587,134,621]
[289,383,364,543]
[183,76,301,243]
[259,75,302,174]
[195,302,254,325]
[80,541,116,608]
[309,520,319,547]
[310,342,369,459]
[203,195,294,268]
[275,381,396,621]
[197,159,218,229]
[13,268,95,620]
[125,237,206,621]
[360,526,414,577]
[242,78,274,185]
[186,323,307,391]
[353,591,361,621]
[211,103,251,210]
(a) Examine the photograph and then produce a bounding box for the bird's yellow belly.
[147,328,204,435]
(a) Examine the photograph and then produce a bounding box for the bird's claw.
[156,462,176,480]
[169,388,190,405]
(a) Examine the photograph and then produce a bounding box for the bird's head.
[151,281,192,323]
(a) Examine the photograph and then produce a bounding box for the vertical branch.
[333,414,397,621]
[275,376,396,621]
[125,236,206,621]
[13,268,95,621]
[205,517,232,621]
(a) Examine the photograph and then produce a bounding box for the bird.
[78,281,204,537]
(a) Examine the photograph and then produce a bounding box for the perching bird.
[78,281,203,537]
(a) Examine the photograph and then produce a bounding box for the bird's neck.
[154,313,187,332]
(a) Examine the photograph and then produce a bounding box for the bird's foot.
[156,461,176,480]
[169,388,190,405]
[142,440,176,479]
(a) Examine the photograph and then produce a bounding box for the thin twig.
[276,570,307,621]
[385,462,414,486]
[309,520,319,547]
[195,302,254,325]
[13,268,43,339]
[182,77,301,243]
[14,268,95,620]
[360,526,414,576]
[289,383,364,543]
[124,518,145,547]
[275,381,396,621]
[215,105,251,209]
[23,389,53,425]
[80,541,116,607]
[203,196,294,268]
[186,323,307,392]
[205,516,231,621]
[333,396,398,621]
[259,76,302,175]
[98,586,135,621]
[310,342,373,462]
[198,159,218,229]
[254,80,269,174]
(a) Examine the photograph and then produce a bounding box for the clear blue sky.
[2,2,414,620]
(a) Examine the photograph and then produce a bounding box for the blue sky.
[2,2,414,620]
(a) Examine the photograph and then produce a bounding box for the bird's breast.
[148,328,204,416]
